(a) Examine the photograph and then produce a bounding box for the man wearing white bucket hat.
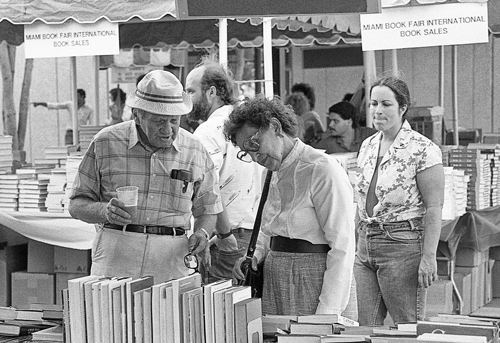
[69,70,225,282]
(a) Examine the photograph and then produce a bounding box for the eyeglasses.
[184,253,199,271]
[236,128,262,163]
[184,253,209,283]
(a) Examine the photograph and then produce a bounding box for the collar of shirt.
[279,138,303,171]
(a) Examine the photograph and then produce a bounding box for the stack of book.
[468,143,500,207]
[17,178,50,212]
[442,167,469,220]
[65,274,263,343]
[0,306,58,337]
[273,314,363,343]
[79,126,105,151]
[42,145,78,168]
[0,135,13,174]
[63,154,84,212]
[448,148,491,210]
[416,314,499,343]
[0,174,29,211]
[45,168,67,213]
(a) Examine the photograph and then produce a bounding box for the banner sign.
[25,20,119,58]
[360,3,488,51]
[111,66,160,84]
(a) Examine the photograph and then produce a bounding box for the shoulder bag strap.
[245,169,273,259]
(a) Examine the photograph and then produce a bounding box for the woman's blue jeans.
[354,218,427,325]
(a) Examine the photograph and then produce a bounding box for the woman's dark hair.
[224,95,298,145]
[291,82,315,110]
[285,93,310,116]
[110,88,127,104]
[328,101,359,129]
[370,76,411,117]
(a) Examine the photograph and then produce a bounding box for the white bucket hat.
[126,70,193,115]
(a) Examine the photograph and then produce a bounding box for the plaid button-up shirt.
[70,120,222,228]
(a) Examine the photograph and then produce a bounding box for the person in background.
[313,101,377,154]
[228,96,355,316]
[32,88,93,145]
[355,75,444,325]
[107,87,126,125]
[68,70,228,282]
[185,57,263,280]
[284,93,307,142]
[291,82,325,145]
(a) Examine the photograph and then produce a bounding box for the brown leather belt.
[270,236,330,253]
[104,223,185,236]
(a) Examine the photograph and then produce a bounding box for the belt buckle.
[172,227,176,236]
[143,226,147,234]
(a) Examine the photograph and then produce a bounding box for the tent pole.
[70,56,78,146]
[452,45,459,145]
[94,56,100,126]
[439,46,444,108]
[219,18,228,68]
[391,49,398,76]
[363,50,376,128]
[491,35,495,133]
[263,17,274,99]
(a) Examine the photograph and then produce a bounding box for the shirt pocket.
[165,178,193,213]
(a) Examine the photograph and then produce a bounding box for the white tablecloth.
[0,210,95,250]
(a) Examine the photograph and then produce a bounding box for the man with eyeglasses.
[69,70,224,282]
[186,57,265,280]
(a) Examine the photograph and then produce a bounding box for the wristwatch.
[217,231,234,239]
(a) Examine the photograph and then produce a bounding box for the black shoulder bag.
[238,170,273,298]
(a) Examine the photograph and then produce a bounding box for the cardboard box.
[53,246,91,274]
[11,271,55,309]
[455,248,488,267]
[0,243,28,306]
[437,257,453,277]
[456,264,485,312]
[453,272,472,315]
[55,273,83,305]
[426,280,454,317]
[485,259,495,305]
[27,239,54,273]
[493,261,500,298]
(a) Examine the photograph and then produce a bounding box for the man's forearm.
[193,214,217,236]
[69,196,107,224]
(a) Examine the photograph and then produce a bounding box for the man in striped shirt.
[69,71,228,282]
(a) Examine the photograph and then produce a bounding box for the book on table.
[296,314,359,327]
[151,280,173,343]
[100,277,132,343]
[30,324,64,342]
[142,287,152,343]
[89,277,113,343]
[224,285,252,343]
[125,276,154,343]
[234,298,263,343]
[171,273,202,343]
[0,319,55,337]
[67,274,103,343]
[159,281,175,343]
[203,279,232,343]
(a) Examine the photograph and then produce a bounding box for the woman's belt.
[270,236,330,253]
[104,223,185,236]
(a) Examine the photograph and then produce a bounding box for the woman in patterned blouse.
[354,75,445,325]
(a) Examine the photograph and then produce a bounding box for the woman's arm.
[416,163,445,288]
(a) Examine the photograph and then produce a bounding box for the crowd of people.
[67,60,444,324]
